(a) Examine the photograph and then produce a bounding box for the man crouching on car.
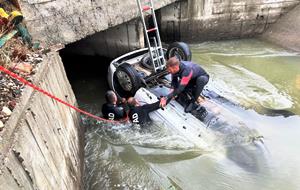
[166,57,210,112]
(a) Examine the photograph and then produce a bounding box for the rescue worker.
[127,96,167,126]
[101,90,127,121]
[166,57,209,112]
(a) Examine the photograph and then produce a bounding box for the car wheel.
[141,50,167,71]
[166,42,192,61]
[141,54,153,70]
[114,63,142,97]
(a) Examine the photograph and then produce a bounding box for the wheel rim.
[168,47,186,61]
[116,71,132,91]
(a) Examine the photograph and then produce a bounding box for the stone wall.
[0,53,83,189]
[261,4,300,52]
[18,0,177,46]
[159,0,300,42]
[62,19,144,58]
[18,0,300,58]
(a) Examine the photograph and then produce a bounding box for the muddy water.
[68,39,300,190]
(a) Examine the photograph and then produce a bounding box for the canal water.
[63,39,300,190]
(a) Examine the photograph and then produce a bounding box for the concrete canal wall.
[261,4,300,52]
[0,53,83,189]
[62,19,145,58]
[18,0,300,57]
[18,0,177,46]
[159,0,300,42]
[60,0,300,58]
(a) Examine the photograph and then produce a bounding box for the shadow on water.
[199,89,270,174]
[260,108,295,117]
[225,141,269,173]
[141,150,203,164]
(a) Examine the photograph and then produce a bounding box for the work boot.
[184,102,198,113]
[191,105,208,121]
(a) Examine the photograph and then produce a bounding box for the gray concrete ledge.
[0,52,83,190]
[19,0,177,46]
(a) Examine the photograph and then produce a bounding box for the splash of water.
[205,64,293,110]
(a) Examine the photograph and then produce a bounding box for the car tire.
[114,63,142,96]
[166,42,192,61]
[141,50,167,71]
[141,54,153,70]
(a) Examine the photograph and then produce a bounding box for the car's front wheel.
[113,63,142,97]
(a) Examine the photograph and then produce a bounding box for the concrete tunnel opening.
[59,11,163,107]
[59,49,111,100]
[59,52,112,112]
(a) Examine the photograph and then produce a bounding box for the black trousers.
[185,75,209,101]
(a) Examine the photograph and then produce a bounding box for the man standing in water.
[166,57,210,112]
[127,97,167,126]
[101,90,127,120]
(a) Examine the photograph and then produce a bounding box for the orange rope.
[0,65,128,124]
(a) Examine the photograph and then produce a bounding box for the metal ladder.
[136,0,166,73]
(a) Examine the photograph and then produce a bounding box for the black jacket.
[168,61,209,99]
[102,103,126,120]
[128,101,161,125]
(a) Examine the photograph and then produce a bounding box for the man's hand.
[121,98,127,104]
[159,97,167,108]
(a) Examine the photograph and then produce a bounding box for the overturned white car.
[108,42,263,145]
[106,0,267,171]
[106,42,268,172]
[107,43,214,146]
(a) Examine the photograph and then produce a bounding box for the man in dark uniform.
[166,57,209,112]
[127,97,167,125]
[101,90,127,120]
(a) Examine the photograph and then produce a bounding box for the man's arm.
[167,69,193,99]
[140,96,172,113]
[116,92,126,104]
[171,75,179,88]
[115,92,129,113]
[141,101,161,113]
